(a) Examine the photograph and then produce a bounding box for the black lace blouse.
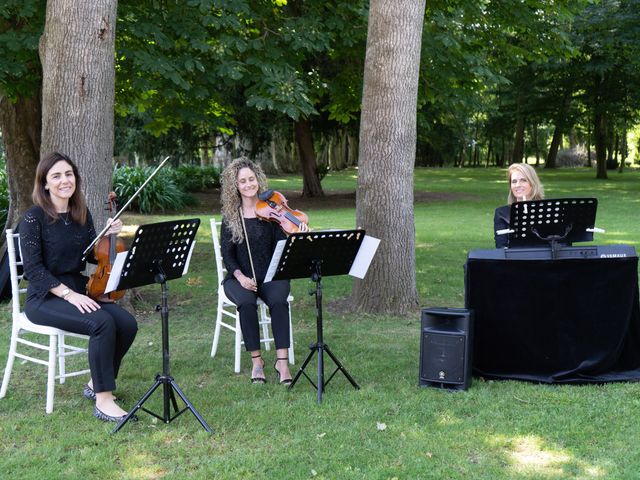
[220,217,286,284]
[19,205,97,304]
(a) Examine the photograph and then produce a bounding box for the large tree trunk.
[545,125,562,169]
[353,0,424,315]
[593,109,608,179]
[512,114,525,164]
[295,118,324,197]
[0,94,42,231]
[545,89,572,169]
[39,0,117,228]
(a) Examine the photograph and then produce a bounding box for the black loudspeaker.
[419,307,474,390]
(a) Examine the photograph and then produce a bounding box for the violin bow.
[82,155,171,260]
[239,207,258,283]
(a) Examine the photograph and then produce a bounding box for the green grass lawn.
[1,166,640,479]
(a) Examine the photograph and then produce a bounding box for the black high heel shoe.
[251,354,267,384]
[274,357,292,385]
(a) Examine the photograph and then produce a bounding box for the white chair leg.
[0,330,18,399]
[234,315,242,373]
[57,334,66,384]
[211,303,224,358]
[46,334,57,414]
[260,304,272,351]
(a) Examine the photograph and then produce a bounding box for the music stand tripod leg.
[113,274,212,433]
[288,261,358,403]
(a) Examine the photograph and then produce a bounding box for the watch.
[61,288,71,299]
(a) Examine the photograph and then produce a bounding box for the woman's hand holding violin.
[105,218,123,235]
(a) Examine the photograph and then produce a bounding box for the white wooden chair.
[0,229,90,413]
[209,218,294,373]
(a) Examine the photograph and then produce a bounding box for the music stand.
[269,229,366,404]
[508,198,598,257]
[111,219,212,433]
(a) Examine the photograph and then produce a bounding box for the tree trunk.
[353,0,424,315]
[39,0,118,228]
[545,125,562,169]
[533,124,541,166]
[545,89,572,169]
[0,94,42,232]
[593,110,608,179]
[512,114,525,164]
[295,118,324,197]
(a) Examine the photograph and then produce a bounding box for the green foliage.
[112,165,196,213]
[169,165,220,192]
[0,0,44,99]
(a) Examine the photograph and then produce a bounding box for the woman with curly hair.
[219,157,308,384]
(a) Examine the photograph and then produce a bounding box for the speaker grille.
[420,331,465,383]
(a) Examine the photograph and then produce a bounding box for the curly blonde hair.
[220,157,269,243]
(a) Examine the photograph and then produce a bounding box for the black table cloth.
[465,255,640,383]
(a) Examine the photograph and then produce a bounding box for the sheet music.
[105,251,128,293]
[264,239,287,283]
[349,235,380,279]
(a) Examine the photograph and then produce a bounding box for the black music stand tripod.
[269,230,366,403]
[111,219,212,433]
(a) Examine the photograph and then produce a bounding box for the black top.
[493,205,510,248]
[220,217,286,284]
[19,205,97,304]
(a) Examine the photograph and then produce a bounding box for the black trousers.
[223,279,291,352]
[25,296,138,393]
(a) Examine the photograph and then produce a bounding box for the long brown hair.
[220,157,268,243]
[32,152,88,225]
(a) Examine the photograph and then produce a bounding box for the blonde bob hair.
[506,163,544,205]
[220,157,269,243]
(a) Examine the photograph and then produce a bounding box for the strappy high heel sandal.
[274,357,292,385]
[251,354,266,384]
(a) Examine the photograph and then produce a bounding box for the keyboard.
[468,244,637,260]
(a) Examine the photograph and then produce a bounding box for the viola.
[255,190,309,235]
[86,192,126,301]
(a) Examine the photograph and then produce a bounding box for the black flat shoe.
[93,406,137,423]
[274,357,292,385]
[251,354,267,384]
[83,384,96,401]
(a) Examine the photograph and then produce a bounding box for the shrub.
[556,146,591,167]
[113,165,196,213]
[170,165,220,192]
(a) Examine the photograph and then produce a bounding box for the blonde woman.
[494,163,545,248]
[219,158,308,384]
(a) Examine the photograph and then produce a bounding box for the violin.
[255,190,309,234]
[86,192,126,301]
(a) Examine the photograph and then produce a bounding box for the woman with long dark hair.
[20,152,138,422]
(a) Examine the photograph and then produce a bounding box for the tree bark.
[353,0,425,315]
[295,118,324,197]
[594,109,608,179]
[512,113,525,164]
[39,0,118,228]
[545,125,562,169]
[0,94,42,232]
